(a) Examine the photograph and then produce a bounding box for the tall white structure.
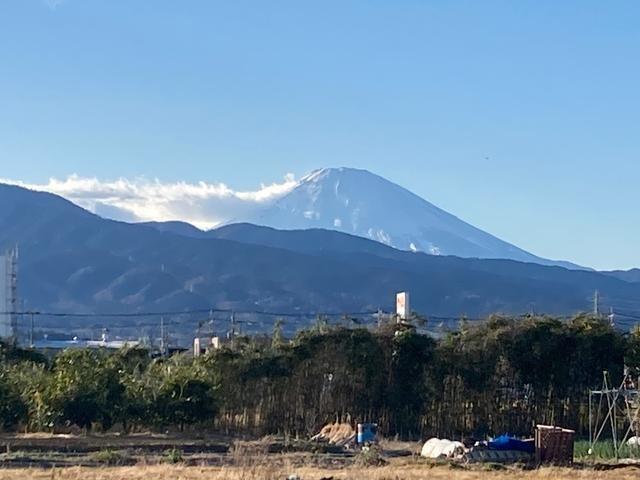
[0,247,18,340]
[396,291,410,320]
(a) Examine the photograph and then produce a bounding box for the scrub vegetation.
[0,314,638,441]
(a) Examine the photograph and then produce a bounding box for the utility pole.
[29,311,34,348]
[594,290,600,317]
[160,316,165,356]
[230,311,236,337]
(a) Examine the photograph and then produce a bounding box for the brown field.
[1,434,639,480]
[1,464,640,480]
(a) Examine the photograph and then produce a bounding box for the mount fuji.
[240,167,582,269]
[4,181,638,326]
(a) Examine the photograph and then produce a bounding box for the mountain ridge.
[1,182,639,335]
[241,167,584,270]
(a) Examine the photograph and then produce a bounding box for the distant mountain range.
[602,269,640,284]
[1,182,640,339]
[133,168,586,269]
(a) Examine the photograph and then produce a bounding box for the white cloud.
[44,0,68,10]
[0,174,298,230]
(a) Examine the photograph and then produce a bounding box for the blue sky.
[0,0,638,270]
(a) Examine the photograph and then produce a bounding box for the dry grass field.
[1,434,639,480]
[0,464,640,480]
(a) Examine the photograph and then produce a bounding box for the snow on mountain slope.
[244,167,583,269]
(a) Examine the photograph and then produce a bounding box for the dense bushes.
[0,346,218,432]
[0,315,637,438]
[209,315,631,439]
[0,370,25,429]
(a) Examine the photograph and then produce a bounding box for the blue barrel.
[357,423,377,444]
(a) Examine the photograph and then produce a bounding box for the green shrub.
[354,445,387,467]
[91,448,130,465]
[163,448,184,464]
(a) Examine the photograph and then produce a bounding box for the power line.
[614,313,640,322]
[7,308,637,323]
[0,307,382,319]
[3,308,386,336]
[6,306,640,336]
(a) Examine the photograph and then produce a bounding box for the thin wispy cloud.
[1,174,297,230]
[44,0,68,10]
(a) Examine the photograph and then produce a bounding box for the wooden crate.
[535,425,575,464]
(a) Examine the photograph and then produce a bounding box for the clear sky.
[0,1,638,270]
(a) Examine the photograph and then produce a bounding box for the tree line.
[0,314,638,439]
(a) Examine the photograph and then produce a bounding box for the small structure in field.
[589,370,640,460]
[535,425,575,464]
[356,423,378,444]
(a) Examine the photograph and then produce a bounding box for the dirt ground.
[1,464,640,480]
[1,434,639,480]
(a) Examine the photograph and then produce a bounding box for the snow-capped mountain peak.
[244,167,582,269]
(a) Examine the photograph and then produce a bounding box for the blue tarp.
[488,434,534,454]
[357,423,377,444]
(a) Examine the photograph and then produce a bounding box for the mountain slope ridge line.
[1,182,639,327]
[234,167,585,269]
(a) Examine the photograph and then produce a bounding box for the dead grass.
[1,434,639,479]
[0,464,639,480]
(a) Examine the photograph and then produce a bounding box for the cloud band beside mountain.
[0,174,297,229]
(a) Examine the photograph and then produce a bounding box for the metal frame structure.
[8,247,18,339]
[0,247,18,341]
[589,370,640,460]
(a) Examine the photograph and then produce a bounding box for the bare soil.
[1,464,640,480]
[0,434,638,479]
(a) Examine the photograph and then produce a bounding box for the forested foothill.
[0,315,637,440]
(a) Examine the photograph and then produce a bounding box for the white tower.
[396,291,410,321]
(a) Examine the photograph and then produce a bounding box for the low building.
[33,337,141,351]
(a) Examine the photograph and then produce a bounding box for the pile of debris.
[310,422,356,447]
[420,438,466,460]
[464,434,534,463]
[420,425,574,465]
[420,435,532,463]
